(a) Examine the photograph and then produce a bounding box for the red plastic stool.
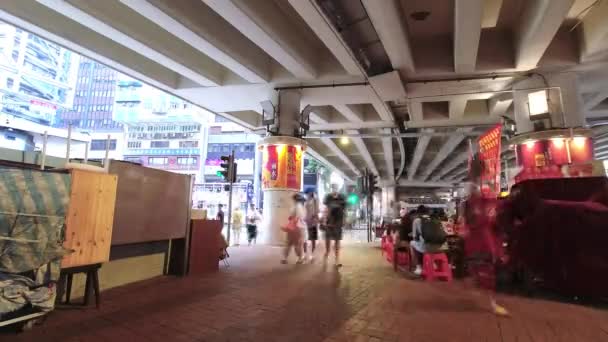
[422,253,452,282]
[396,249,409,266]
[381,235,388,254]
[385,241,394,263]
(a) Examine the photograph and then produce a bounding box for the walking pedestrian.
[304,188,319,262]
[232,206,243,246]
[246,203,262,246]
[281,193,307,264]
[323,184,346,267]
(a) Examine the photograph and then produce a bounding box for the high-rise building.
[0,23,79,124]
[55,57,120,131]
[113,75,210,182]
[0,22,82,157]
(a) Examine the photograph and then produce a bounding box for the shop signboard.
[261,144,303,190]
[478,124,502,198]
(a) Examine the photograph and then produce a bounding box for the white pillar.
[259,89,305,245]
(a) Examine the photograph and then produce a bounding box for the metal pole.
[104,134,111,167]
[84,141,89,164]
[226,149,235,245]
[65,124,72,163]
[40,131,48,170]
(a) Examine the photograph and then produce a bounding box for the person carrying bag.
[281,194,307,264]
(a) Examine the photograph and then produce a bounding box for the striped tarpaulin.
[0,167,71,275]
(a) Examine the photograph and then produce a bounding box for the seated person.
[410,205,444,276]
[393,208,414,271]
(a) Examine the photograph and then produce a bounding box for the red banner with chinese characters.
[478,124,502,198]
[261,144,303,190]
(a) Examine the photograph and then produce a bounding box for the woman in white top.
[281,193,307,264]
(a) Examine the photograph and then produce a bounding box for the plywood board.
[61,170,118,268]
[109,161,191,245]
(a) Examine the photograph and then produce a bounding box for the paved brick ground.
[5,243,608,341]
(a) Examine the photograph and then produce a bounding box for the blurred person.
[246,203,262,246]
[410,205,446,276]
[463,186,509,316]
[216,204,225,226]
[232,207,243,246]
[281,193,307,264]
[323,184,346,267]
[304,188,320,262]
[393,206,414,271]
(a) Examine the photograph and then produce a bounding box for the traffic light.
[347,193,360,206]
[217,155,235,182]
[368,173,379,194]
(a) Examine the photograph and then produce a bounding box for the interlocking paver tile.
[4,243,608,341]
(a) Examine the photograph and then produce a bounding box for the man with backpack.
[410,205,447,276]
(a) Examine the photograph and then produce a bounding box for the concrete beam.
[407,130,433,181]
[203,0,317,79]
[309,121,395,131]
[419,128,472,181]
[446,168,468,181]
[37,0,221,86]
[449,98,468,119]
[361,0,415,76]
[397,180,455,188]
[309,108,362,177]
[406,116,500,129]
[0,0,180,91]
[489,96,514,117]
[431,151,469,181]
[288,0,361,76]
[515,0,573,70]
[120,0,269,83]
[352,134,379,176]
[382,128,395,181]
[334,104,365,122]
[176,84,274,113]
[301,85,383,106]
[320,138,360,176]
[306,147,352,183]
[587,109,608,120]
[454,0,482,73]
[584,91,608,111]
[581,0,608,60]
[481,0,504,28]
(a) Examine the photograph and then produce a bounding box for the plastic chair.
[422,252,452,282]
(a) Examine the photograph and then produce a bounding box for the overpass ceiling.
[3,0,608,187]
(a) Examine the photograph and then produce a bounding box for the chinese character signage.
[261,144,303,190]
[477,124,502,198]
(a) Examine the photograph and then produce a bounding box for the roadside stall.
[0,162,117,331]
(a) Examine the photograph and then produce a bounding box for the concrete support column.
[381,186,396,218]
[259,89,306,245]
[513,73,585,134]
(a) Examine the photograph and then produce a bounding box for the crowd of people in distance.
[215,183,347,268]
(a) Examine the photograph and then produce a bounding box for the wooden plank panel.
[62,170,118,268]
[109,161,191,245]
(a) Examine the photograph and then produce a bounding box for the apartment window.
[127,141,141,148]
[177,157,197,165]
[6,78,13,88]
[179,141,199,148]
[90,139,117,151]
[151,141,169,148]
[148,157,168,165]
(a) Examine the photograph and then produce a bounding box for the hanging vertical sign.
[478,124,502,198]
